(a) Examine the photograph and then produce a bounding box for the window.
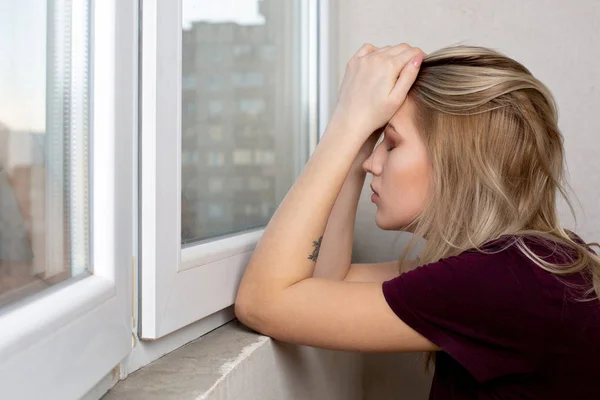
[239,98,266,115]
[232,72,264,87]
[212,47,225,62]
[207,151,225,167]
[244,204,259,216]
[0,1,135,398]
[140,0,324,340]
[208,177,224,193]
[208,125,224,141]
[208,100,224,117]
[255,150,276,165]
[232,44,252,57]
[248,176,270,191]
[232,149,253,165]
[183,151,199,165]
[207,74,224,91]
[0,0,331,395]
[260,45,276,61]
[183,74,197,89]
[0,11,89,307]
[185,101,197,119]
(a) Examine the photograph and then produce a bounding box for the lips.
[370,184,379,195]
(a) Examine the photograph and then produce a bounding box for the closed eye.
[383,128,397,153]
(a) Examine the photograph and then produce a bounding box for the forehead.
[387,98,418,137]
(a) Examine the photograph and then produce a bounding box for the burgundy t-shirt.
[382,235,600,399]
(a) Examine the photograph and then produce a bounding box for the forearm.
[236,116,365,302]
[312,162,366,280]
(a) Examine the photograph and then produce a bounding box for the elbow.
[234,294,269,335]
[234,297,253,328]
[235,275,284,335]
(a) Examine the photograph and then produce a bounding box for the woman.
[235,43,600,399]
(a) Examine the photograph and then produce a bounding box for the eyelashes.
[382,127,399,153]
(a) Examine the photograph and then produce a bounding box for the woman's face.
[362,98,432,231]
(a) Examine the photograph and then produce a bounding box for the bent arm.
[312,165,366,280]
[312,132,381,280]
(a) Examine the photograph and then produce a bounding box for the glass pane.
[181,0,307,244]
[0,0,90,308]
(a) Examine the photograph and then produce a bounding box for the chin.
[375,210,413,231]
[375,213,400,231]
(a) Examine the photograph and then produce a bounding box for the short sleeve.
[382,249,547,383]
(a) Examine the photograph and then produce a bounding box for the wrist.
[328,109,371,140]
[349,159,368,178]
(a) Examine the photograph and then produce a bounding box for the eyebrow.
[386,123,401,138]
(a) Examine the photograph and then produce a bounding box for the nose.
[362,143,384,176]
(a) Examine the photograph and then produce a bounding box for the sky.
[0,0,47,132]
[0,0,264,133]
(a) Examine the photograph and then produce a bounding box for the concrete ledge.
[103,320,362,400]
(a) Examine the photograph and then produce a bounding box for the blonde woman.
[235,43,600,399]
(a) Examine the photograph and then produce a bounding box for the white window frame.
[0,0,137,398]
[140,0,334,339]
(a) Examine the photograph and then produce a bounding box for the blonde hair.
[397,45,600,301]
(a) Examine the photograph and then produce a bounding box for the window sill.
[102,320,362,400]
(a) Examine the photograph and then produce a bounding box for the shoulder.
[383,237,545,313]
[411,238,535,286]
[381,238,553,381]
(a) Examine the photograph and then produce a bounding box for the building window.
[244,204,259,215]
[239,99,265,115]
[232,44,252,57]
[208,100,223,117]
[255,150,275,165]
[212,47,224,62]
[182,74,197,90]
[208,125,223,141]
[248,176,270,191]
[232,72,264,88]
[207,74,223,91]
[207,151,225,167]
[208,177,224,193]
[184,101,196,119]
[260,45,276,60]
[232,149,253,165]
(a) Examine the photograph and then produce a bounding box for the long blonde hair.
[397,45,600,301]
[395,44,600,371]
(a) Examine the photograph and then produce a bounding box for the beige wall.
[335,0,600,398]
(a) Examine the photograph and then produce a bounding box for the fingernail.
[412,55,422,68]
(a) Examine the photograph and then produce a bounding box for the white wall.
[335,0,600,398]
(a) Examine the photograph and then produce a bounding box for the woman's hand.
[331,43,424,140]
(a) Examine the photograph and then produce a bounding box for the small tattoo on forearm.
[308,236,323,261]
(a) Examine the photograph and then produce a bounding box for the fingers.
[365,43,412,57]
[383,43,412,56]
[391,47,424,72]
[353,43,377,58]
[354,42,423,58]
[351,42,425,105]
[390,50,424,103]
